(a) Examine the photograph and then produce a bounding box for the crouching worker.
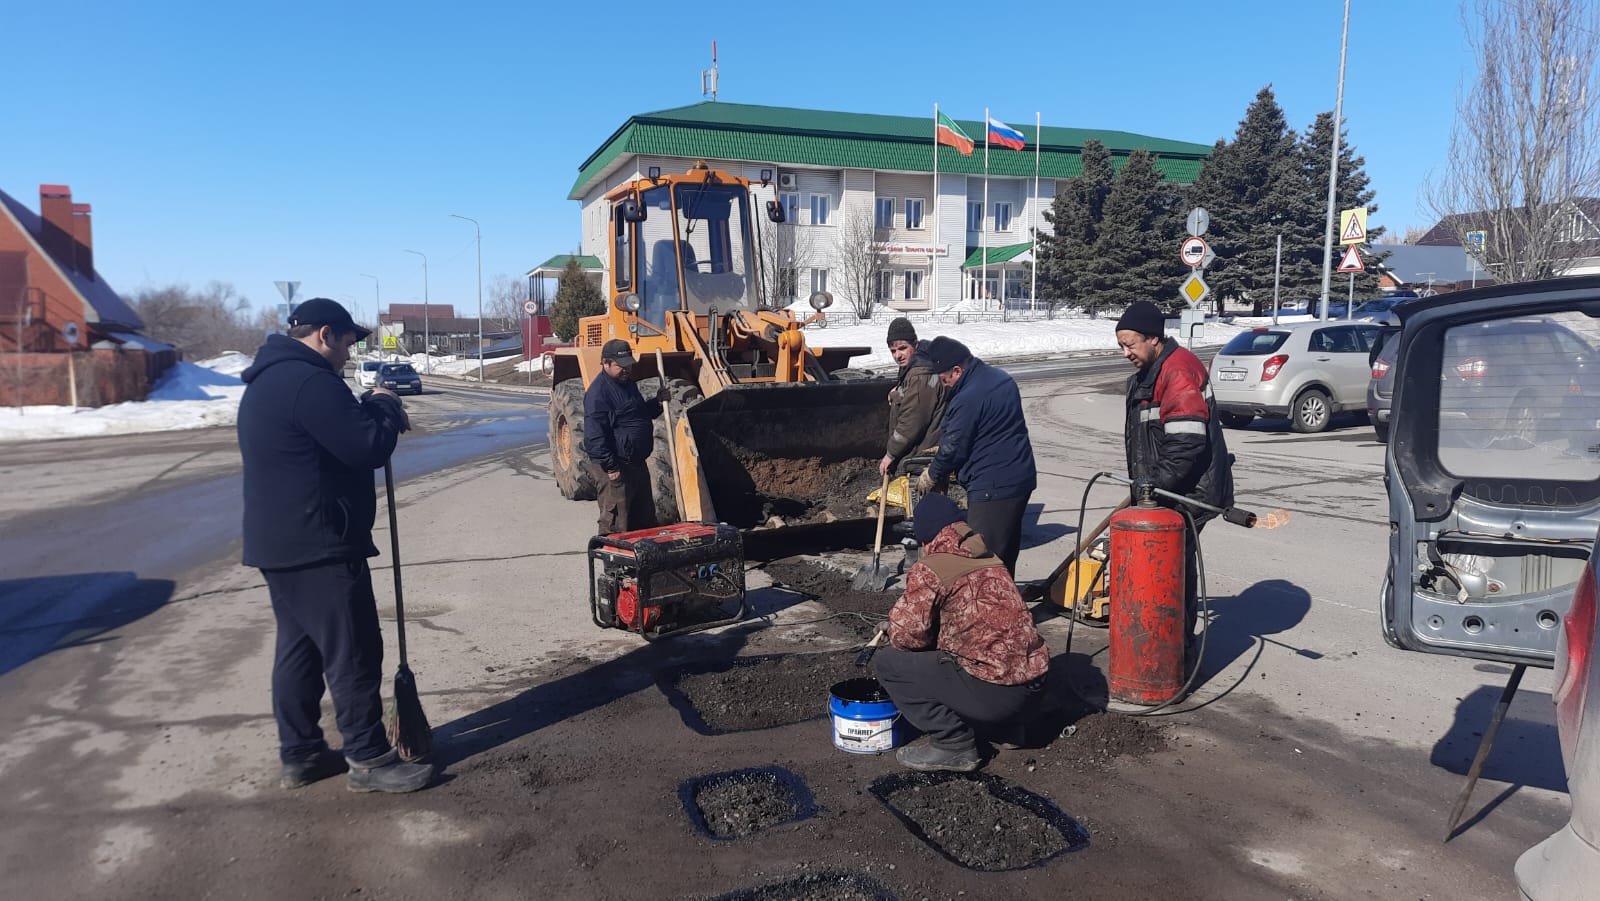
[875,494,1050,772]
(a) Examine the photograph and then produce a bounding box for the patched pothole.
[660,651,858,735]
[870,772,1089,871]
[704,870,897,901]
[680,766,817,840]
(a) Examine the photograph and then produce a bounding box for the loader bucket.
[683,379,894,530]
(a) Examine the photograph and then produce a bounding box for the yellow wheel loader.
[547,163,894,532]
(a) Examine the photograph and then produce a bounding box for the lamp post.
[404,249,430,373]
[450,213,484,381]
[359,273,381,353]
[1317,0,1352,322]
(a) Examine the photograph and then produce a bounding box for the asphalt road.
[0,361,1570,899]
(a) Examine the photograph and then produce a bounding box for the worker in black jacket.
[238,298,434,794]
[584,339,669,533]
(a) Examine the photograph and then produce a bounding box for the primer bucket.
[829,678,903,754]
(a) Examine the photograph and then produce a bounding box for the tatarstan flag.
[936,111,974,156]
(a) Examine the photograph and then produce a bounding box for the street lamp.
[450,213,484,382]
[1316,0,1352,322]
[404,249,430,373]
[359,273,381,353]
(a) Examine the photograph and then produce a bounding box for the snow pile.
[148,361,248,403]
[0,360,247,443]
[196,351,254,378]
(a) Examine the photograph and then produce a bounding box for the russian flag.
[987,116,1025,151]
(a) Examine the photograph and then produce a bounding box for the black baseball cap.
[288,297,371,340]
[601,338,636,367]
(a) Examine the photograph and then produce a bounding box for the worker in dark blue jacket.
[916,337,1037,575]
[238,297,433,794]
[584,339,669,533]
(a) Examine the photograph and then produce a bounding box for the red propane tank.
[1108,501,1187,705]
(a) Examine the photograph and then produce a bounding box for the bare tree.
[1373,225,1431,246]
[831,207,889,319]
[1424,0,1600,282]
[485,273,526,332]
[754,214,817,310]
[131,281,267,359]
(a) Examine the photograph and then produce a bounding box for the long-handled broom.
[383,461,432,762]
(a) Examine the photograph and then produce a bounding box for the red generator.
[588,522,747,640]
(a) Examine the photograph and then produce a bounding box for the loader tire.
[549,380,598,501]
[644,378,703,525]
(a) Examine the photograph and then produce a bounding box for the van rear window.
[1220,330,1289,355]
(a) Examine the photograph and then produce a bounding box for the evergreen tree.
[550,257,605,342]
[1293,112,1387,301]
[1079,150,1184,313]
[1186,86,1300,312]
[1036,140,1114,309]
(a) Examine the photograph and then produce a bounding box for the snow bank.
[0,360,246,443]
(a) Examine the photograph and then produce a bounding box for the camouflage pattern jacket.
[887,523,1050,685]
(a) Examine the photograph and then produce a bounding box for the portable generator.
[587,522,747,640]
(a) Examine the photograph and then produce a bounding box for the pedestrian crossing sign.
[382,336,398,349]
[1339,207,1368,245]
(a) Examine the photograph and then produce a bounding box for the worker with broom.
[238,298,436,794]
[874,494,1050,772]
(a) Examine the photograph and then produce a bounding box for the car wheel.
[1218,411,1253,429]
[1373,419,1390,443]
[1291,388,1332,433]
[1503,392,1540,445]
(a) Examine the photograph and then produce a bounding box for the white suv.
[1210,321,1383,433]
[354,360,382,388]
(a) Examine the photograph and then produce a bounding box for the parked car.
[355,360,382,388]
[1353,297,1403,320]
[378,362,422,395]
[1279,298,1313,315]
[1515,522,1600,899]
[1209,320,1383,432]
[1365,323,1403,443]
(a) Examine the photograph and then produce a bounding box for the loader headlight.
[615,292,641,313]
[808,291,833,311]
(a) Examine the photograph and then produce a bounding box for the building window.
[875,197,895,229]
[780,192,800,225]
[810,194,831,226]
[903,270,924,301]
[994,203,1012,232]
[968,201,983,232]
[876,270,895,302]
[905,198,925,230]
[812,268,829,295]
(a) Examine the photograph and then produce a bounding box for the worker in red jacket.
[874,494,1050,772]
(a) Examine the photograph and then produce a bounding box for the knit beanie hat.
[886,317,918,345]
[912,493,966,545]
[1114,301,1167,338]
[924,336,971,374]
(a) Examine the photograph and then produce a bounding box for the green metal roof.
[962,243,1034,268]
[529,253,603,274]
[571,102,1211,199]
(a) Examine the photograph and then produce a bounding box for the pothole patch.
[870,772,1089,871]
[703,870,897,901]
[680,766,817,840]
[660,651,857,735]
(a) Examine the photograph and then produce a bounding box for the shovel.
[851,471,895,591]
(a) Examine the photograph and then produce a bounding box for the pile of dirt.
[687,768,811,839]
[725,447,882,527]
[665,651,859,734]
[1045,712,1169,772]
[762,560,896,637]
[874,773,1086,871]
[704,871,896,901]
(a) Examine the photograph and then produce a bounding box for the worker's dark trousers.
[967,493,1030,576]
[874,647,1036,750]
[262,559,390,764]
[593,461,656,535]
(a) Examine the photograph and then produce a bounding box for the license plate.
[1217,369,1246,381]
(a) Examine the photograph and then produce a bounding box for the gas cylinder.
[1108,497,1188,704]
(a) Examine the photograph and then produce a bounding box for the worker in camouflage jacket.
[874,494,1050,773]
[879,317,945,478]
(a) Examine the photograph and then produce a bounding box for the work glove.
[916,469,944,496]
[656,385,671,403]
[361,390,411,434]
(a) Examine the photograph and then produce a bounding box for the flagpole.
[1032,111,1040,313]
[982,106,989,310]
[933,102,940,311]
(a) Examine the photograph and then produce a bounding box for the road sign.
[523,300,539,316]
[62,321,81,346]
[1337,245,1364,273]
[1465,230,1486,252]
[1180,236,1210,268]
[1186,207,1210,237]
[275,280,302,305]
[1339,208,1368,245]
[382,336,398,349]
[357,341,368,350]
[1179,272,1210,308]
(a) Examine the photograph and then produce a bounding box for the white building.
[568,101,1210,312]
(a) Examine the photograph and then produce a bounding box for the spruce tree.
[550,257,605,342]
[1295,112,1386,301]
[1080,150,1184,314]
[1037,140,1114,310]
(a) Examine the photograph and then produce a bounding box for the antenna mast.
[701,41,719,102]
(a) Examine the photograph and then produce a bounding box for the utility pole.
[450,214,484,382]
[360,273,380,352]
[404,249,429,373]
[1317,0,1352,322]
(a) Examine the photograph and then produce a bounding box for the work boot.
[895,741,980,773]
[346,748,436,794]
[279,747,348,790]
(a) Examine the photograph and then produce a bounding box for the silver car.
[1210,321,1384,432]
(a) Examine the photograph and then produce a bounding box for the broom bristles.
[387,664,433,762]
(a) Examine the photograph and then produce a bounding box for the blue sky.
[3,1,1469,320]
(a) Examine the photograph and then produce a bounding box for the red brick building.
[0,184,176,407]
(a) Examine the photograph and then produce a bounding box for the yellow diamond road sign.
[1180,272,1210,308]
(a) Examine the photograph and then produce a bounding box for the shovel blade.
[850,560,897,592]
